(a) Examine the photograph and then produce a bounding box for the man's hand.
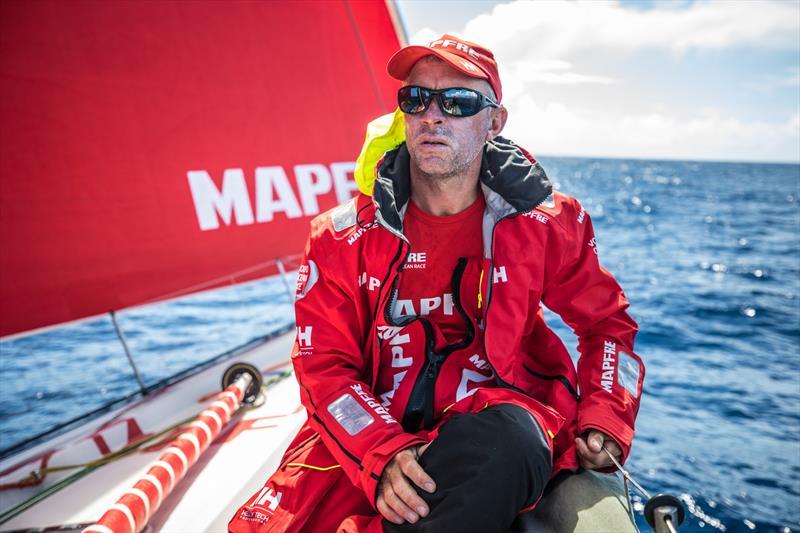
[376,443,435,525]
[575,429,622,470]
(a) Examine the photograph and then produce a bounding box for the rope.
[0,369,293,491]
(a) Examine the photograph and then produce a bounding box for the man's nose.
[419,95,446,124]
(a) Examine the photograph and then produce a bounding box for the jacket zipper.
[522,362,579,400]
[388,258,474,431]
[376,192,551,427]
[481,201,550,395]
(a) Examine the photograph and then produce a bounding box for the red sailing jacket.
[290,137,644,509]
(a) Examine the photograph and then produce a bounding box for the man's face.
[404,57,498,180]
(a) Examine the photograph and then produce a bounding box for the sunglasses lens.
[440,88,482,117]
[398,86,428,114]
[397,86,492,117]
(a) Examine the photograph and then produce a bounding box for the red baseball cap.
[387,34,502,103]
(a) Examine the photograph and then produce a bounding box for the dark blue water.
[1,157,798,532]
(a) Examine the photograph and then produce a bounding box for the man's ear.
[486,106,508,141]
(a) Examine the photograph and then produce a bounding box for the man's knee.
[476,404,551,474]
[445,404,548,449]
[424,403,552,477]
[384,404,553,532]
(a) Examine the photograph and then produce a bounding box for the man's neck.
[409,158,482,216]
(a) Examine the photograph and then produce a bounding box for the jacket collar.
[372,136,552,236]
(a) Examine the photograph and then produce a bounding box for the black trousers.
[383,403,552,533]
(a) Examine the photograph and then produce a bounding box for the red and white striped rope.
[82,374,251,533]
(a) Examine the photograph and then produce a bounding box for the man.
[230,34,643,533]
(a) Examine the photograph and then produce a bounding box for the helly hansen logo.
[493,266,508,284]
[251,487,282,512]
[238,510,269,525]
[296,326,313,356]
[428,38,481,60]
[600,341,616,393]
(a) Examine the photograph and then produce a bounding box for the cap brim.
[387,45,489,82]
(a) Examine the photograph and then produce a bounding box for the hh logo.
[251,487,283,512]
[493,266,508,284]
[296,326,313,356]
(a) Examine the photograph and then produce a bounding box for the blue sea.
[1,157,798,532]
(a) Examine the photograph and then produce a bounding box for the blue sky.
[395,0,800,163]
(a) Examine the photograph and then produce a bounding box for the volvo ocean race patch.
[617,351,640,397]
[328,392,374,436]
[296,260,319,300]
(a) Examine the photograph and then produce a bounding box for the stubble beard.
[409,142,485,190]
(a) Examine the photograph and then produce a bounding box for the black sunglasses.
[397,86,499,117]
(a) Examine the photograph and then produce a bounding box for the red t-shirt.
[394,193,485,341]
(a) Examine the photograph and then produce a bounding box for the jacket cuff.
[577,406,635,465]
[360,432,428,509]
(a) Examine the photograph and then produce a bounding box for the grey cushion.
[511,470,639,533]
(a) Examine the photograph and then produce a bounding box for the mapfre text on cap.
[428,39,481,60]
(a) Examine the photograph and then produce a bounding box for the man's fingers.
[398,452,436,494]
[588,431,605,453]
[575,437,601,466]
[575,436,613,469]
[391,471,429,518]
[376,495,405,525]
[383,481,420,523]
[574,435,590,456]
[602,439,622,459]
[376,445,436,526]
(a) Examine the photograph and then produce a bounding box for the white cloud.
[409,27,441,46]
[406,0,800,162]
[742,66,800,94]
[510,60,614,85]
[504,100,800,163]
[409,1,800,93]
[460,0,800,57]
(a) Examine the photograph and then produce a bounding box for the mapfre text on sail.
[187,163,358,230]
